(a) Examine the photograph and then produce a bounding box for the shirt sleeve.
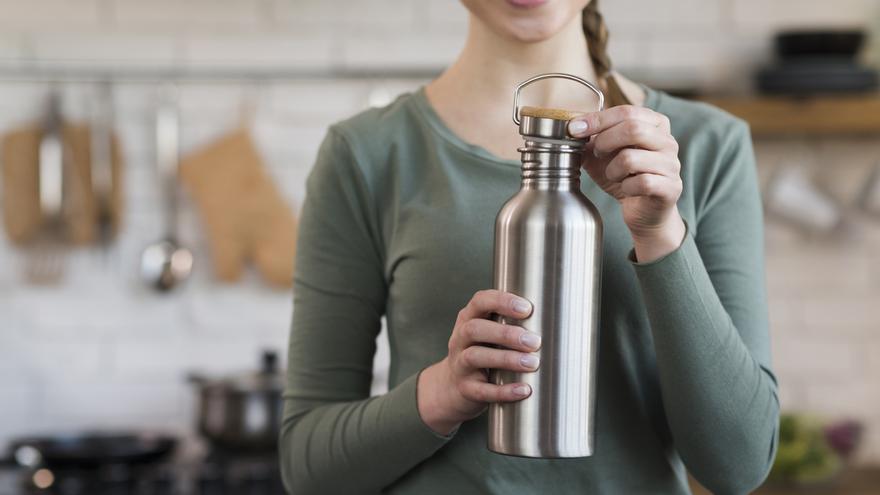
[631,120,779,495]
[279,129,452,495]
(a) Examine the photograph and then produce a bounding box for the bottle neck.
[518,138,584,191]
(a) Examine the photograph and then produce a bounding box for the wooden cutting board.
[1,123,123,245]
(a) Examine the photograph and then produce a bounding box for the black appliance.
[0,433,285,495]
[756,29,879,94]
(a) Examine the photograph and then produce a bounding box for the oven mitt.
[179,129,296,287]
[1,124,123,245]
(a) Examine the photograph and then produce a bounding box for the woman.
[281,0,779,493]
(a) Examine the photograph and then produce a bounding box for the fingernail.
[568,120,588,135]
[512,298,531,315]
[519,331,541,350]
[513,384,531,397]
[520,354,539,370]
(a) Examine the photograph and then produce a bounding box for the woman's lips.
[507,0,549,8]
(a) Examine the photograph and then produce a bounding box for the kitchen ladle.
[140,84,193,291]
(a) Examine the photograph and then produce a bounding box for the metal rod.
[0,62,442,84]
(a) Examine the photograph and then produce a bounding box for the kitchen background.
[1,0,879,493]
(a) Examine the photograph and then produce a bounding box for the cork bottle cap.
[520,106,585,121]
[518,106,587,141]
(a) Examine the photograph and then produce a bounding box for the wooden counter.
[690,469,880,494]
[698,94,880,137]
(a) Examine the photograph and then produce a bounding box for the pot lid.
[192,350,285,392]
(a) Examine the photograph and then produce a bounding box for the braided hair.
[582,0,630,107]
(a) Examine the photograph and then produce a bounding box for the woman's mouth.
[507,0,550,8]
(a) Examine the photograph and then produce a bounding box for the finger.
[458,319,542,352]
[605,148,681,183]
[458,346,540,374]
[568,105,670,138]
[458,380,532,403]
[591,119,677,157]
[619,173,683,203]
[457,290,532,325]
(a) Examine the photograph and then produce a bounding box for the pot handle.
[186,372,208,385]
[261,350,278,374]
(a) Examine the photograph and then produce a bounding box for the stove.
[0,449,285,495]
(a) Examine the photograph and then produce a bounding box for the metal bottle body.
[487,132,603,458]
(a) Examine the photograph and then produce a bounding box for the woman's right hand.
[417,290,542,436]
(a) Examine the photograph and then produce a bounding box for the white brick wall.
[274,0,420,31]
[28,33,180,67]
[182,34,336,69]
[112,0,265,29]
[0,0,102,30]
[603,0,724,29]
[0,0,879,468]
[0,35,22,61]
[730,0,880,32]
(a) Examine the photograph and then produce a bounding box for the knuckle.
[506,352,521,369]
[636,174,654,194]
[462,301,476,316]
[619,149,638,171]
[501,325,517,344]
[456,381,471,399]
[473,385,490,403]
[474,289,490,301]
[460,347,474,368]
[497,291,512,310]
[620,105,639,120]
[590,135,607,154]
[461,319,477,339]
[627,121,647,141]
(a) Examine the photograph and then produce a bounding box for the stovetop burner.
[0,448,284,495]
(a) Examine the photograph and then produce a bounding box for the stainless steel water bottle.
[488,73,604,458]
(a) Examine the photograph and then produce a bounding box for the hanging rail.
[0,62,443,83]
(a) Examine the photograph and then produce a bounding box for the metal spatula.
[25,89,67,284]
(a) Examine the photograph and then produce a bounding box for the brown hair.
[582,0,630,107]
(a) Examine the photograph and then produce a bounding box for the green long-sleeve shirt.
[281,86,779,495]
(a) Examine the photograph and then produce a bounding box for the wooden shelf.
[697,93,880,137]
[690,469,880,495]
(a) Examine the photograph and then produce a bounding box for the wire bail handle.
[512,72,605,126]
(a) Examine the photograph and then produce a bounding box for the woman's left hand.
[568,105,686,263]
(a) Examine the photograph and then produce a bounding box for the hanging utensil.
[764,163,843,235]
[25,89,67,284]
[90,81,116,257]
[140,83,193,292]
[858,162,880,216]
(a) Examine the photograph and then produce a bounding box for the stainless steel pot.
[188,350,284,452]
